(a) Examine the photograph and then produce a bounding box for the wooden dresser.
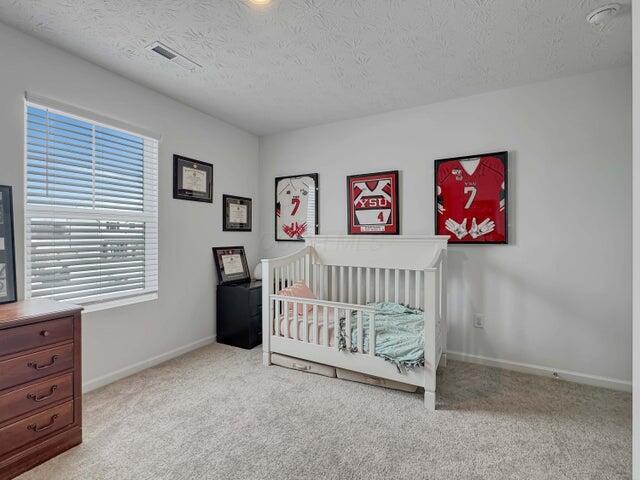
[0,299,82,480]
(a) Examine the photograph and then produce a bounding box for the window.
[24,99,158,309]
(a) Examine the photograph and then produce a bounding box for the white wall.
[259,67,632,388]
[0,22,260,391]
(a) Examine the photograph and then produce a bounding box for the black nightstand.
[216,281,262,349]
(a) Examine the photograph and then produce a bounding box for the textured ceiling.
[0,0,631,135]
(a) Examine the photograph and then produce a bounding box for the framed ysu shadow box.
[173,154,213,203]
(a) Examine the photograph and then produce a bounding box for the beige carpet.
[18,343,631,480]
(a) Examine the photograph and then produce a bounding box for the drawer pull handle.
[27,355,60,370]
[27,414,59,433]
[292,363,311,371]
[27,385,58,402]
[40,330,50,337]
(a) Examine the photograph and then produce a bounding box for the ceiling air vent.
[146,41,202,71]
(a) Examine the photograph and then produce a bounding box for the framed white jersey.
[347,170,399,235]
[275,173,318,241]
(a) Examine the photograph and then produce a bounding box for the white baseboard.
[82,336,216,393]
[446,350,632,393]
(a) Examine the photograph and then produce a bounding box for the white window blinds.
[24,101,158,307]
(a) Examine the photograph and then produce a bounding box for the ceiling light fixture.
[586,3,621,26]
[248,0,271,6]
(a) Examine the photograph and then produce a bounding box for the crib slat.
[323,266,329,300]
[357,310,363,353]
[384,269,390,302]
[375,268,380,302]
[394,269,399,303]
[305,254,310,286]
[302,303,308,343]
[348,267,353,303]
[340,266,345,302]
[415,271,421,309]
[283,300,289,337]
[323,307,329,347]
[331,266,337,301]
[357,267,362,304]
[334,307,340,348]
[292,302,298,341]
[404,269,410,305]
[345,309,351,350]
[369,312,376,356]
[313,305,318,344]
[274,299,280,337]
[366,268,371,303]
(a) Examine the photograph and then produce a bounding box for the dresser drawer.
[0,344,74,391]
[0,373,73,425]
[0,316,73,358]
[0,400,73,458]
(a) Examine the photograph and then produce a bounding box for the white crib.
[261,235,448,410]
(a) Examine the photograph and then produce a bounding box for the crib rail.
[269,294,377,355]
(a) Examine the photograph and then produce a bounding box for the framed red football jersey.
[434,152,508,244]
[347,170,399,235]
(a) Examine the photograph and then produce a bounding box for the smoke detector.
[586,3,621,26]
[146,41,202,71]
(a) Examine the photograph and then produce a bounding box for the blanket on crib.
[338,302,424,371]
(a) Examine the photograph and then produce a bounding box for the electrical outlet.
[473,314,485,329]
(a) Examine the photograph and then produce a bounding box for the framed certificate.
[173,154,213,203]
[223,195,252,232]
[0,186,17,304]
[212,246,251,285]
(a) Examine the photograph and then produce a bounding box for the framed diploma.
[173,154,213,203]
[212,246,251,285]
[223,195,252,232]
[0,186,17,304]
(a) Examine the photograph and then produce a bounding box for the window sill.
[80,292,158,314]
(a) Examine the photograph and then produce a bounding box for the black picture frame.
[0,186,17,304]
[212,246,251,285]
[434,151,509,245]
[173,154,213,203]
[222,195,252,232]
[274,173,319,242]
[347,170,400,235]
